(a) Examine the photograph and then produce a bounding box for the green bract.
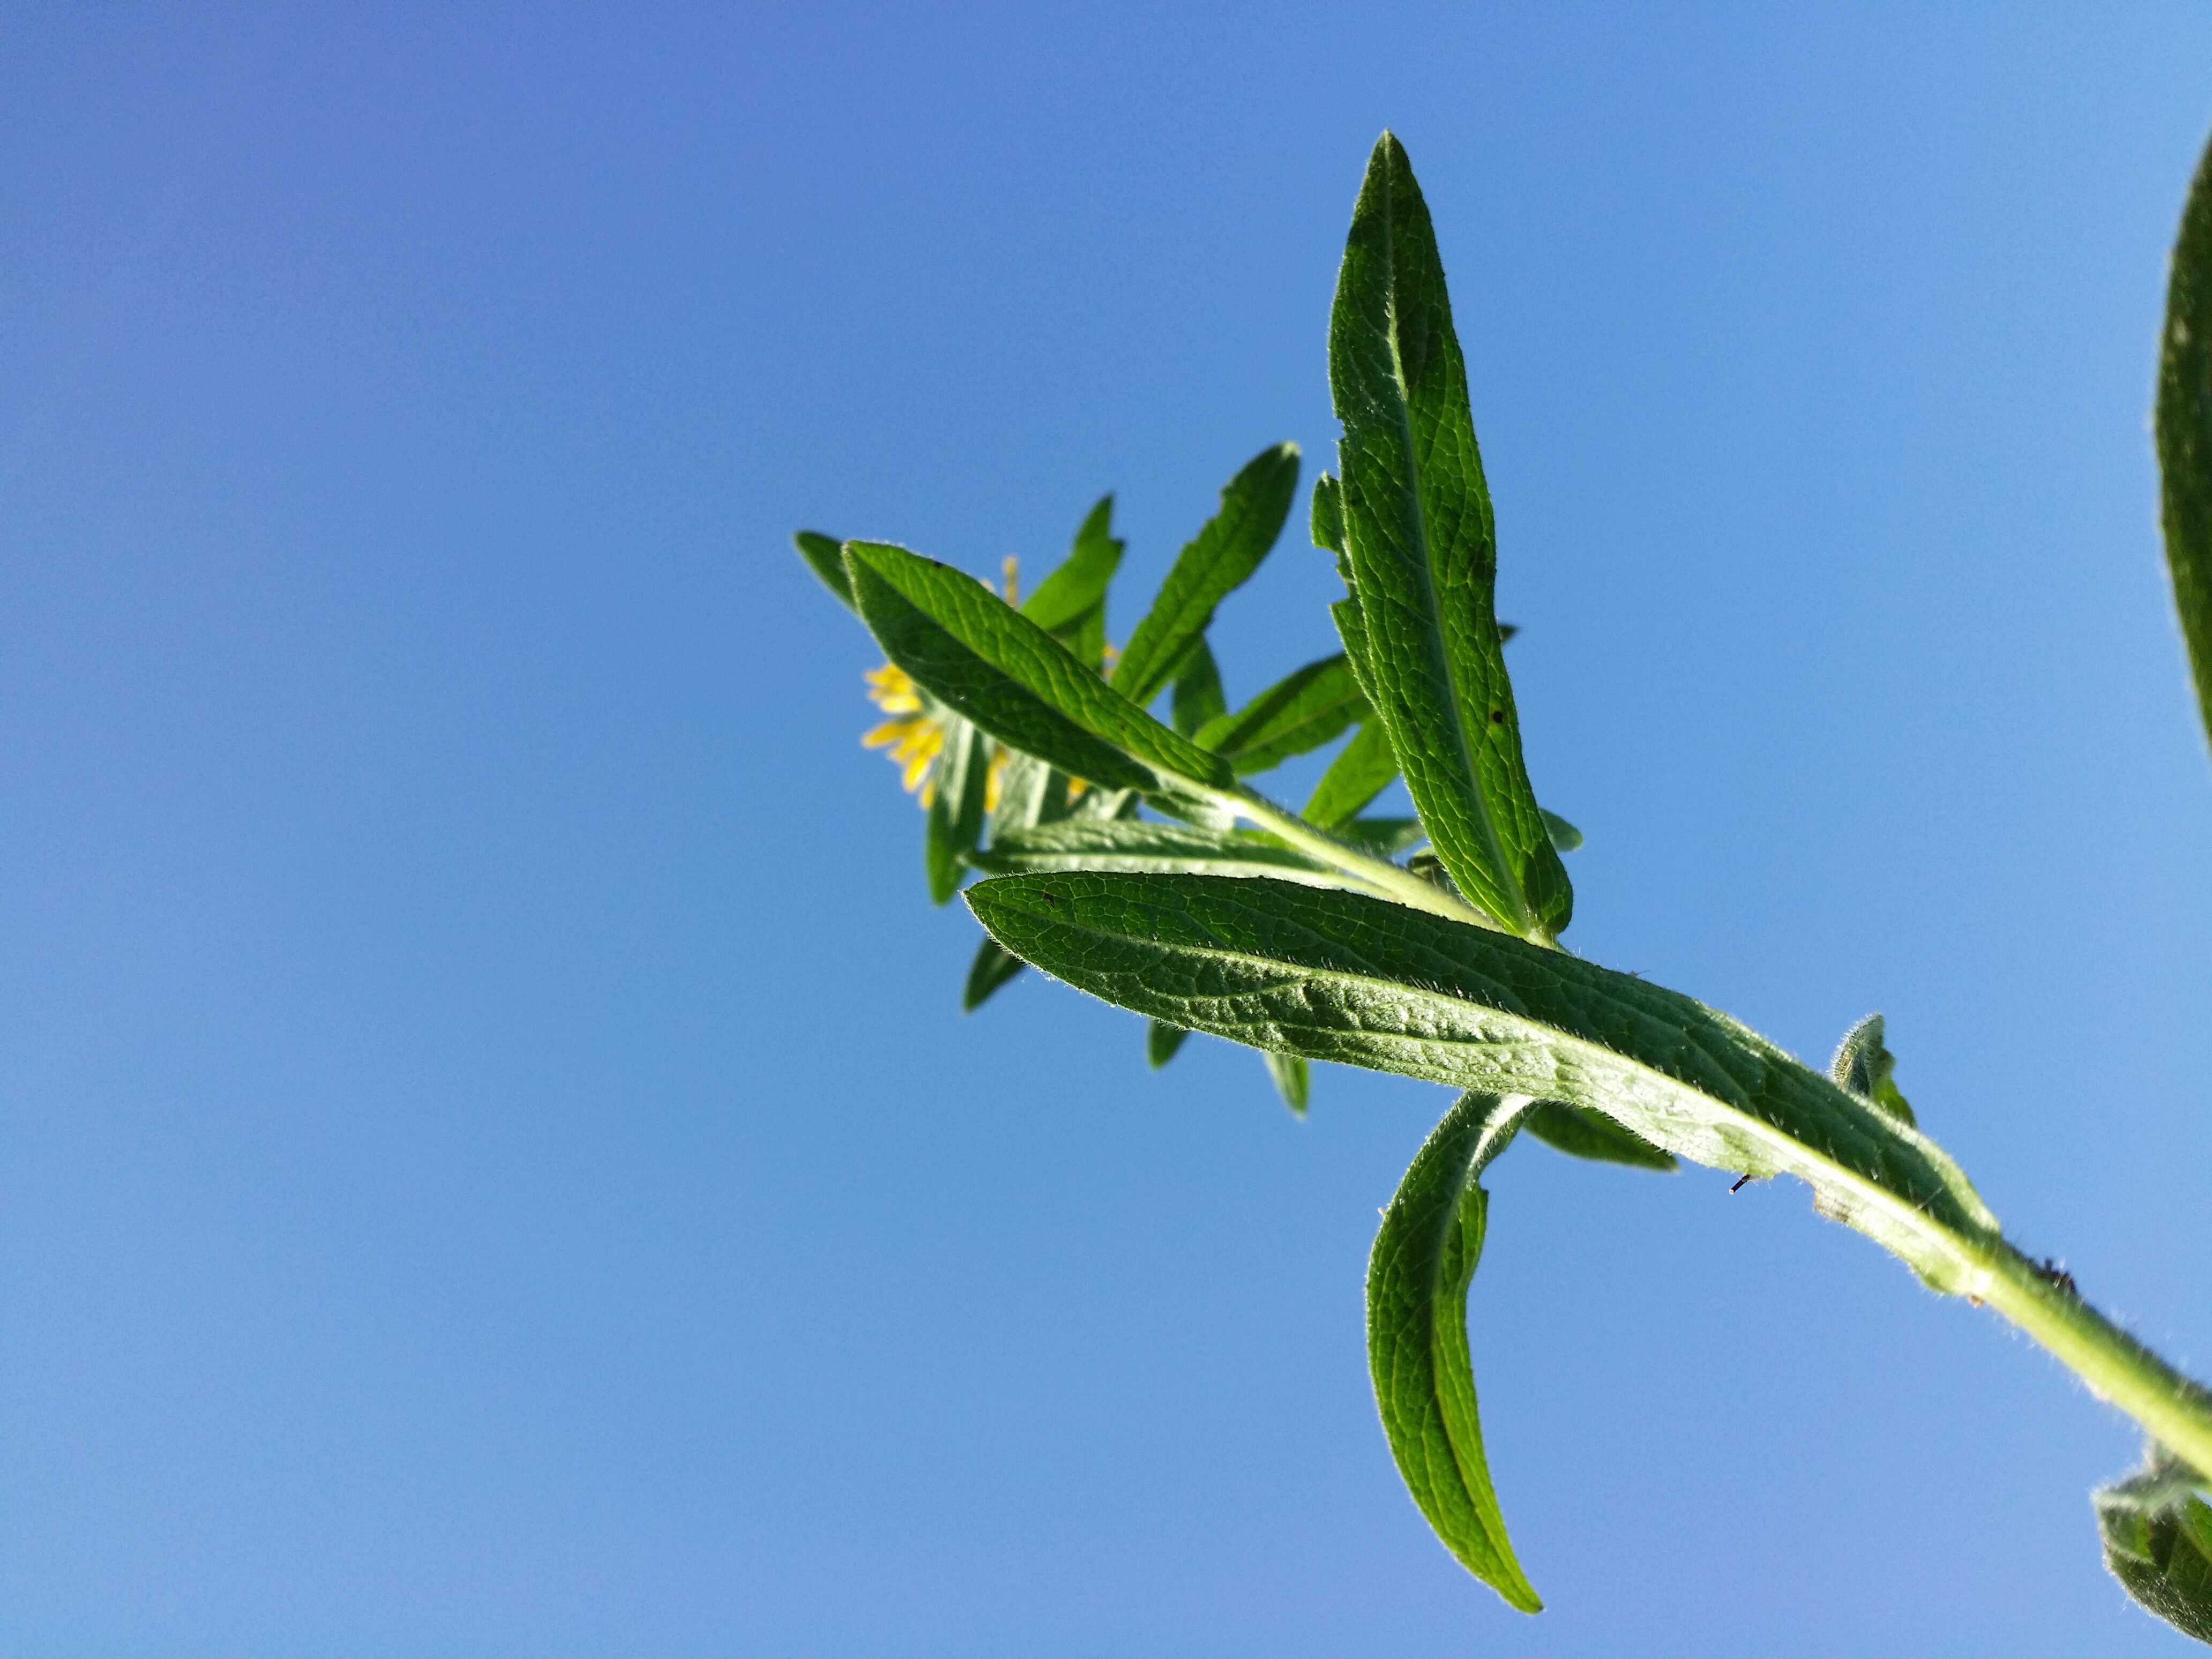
[797,128,2212,1644]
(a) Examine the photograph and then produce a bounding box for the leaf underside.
[2097,1457,2212,1643]
[1369,1091,1541,1610]
[965,871,1999,1287]
[1328,133,1571,939]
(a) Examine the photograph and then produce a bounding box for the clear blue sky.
[5,5,2211,1654]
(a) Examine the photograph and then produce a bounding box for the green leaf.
[1368,1090,1541,1609]
[1305,720,1401,827]
[1148,1019,1190,1068]
[1332,816,1426,857]
[963,936,1027,1011]
[1170,639,1229,737]
[965,872,2002,1288]
[2097,1452,2212,1643]
[1111,443,1302,707]
[1312,472,1346,557]
[1265,1050,1310,1115]
[2159,131,2212,758]
[843,540,1232,797]
[969,818,1344,884]
[1024,495,1124,669]
[795,529,857,610]
[1538,808,1582,854]
[988,749,1059,841]
[924,714,990,905]
[1328,133,1572,941]
[1521,1100,1677,1170]
[1829,1013,1915,1127]
[1195,655,1369,775]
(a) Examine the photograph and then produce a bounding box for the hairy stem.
[1977,1244,2212,1477]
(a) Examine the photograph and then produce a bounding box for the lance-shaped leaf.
[1369,1091,1541,1609]
[1329,133,1571,940]
[965,872,2002,1286]
[1147,1020,1190,1068]
[1025,496,1124,670]
[1538,809,1582,854]
[1264,1051,1310,1115]
[924,714,990,905]
[969,818,1343,884]
[1306,720,1400,827]
[794,529,856,611]
[843,541,1233,797]
[2159,131,2212,757]
[963,936,1027,1011]
[1170,639,1228,737]
[2096,1452,2212,1643]
[1196,655,1369,775]
[1111,443,1302,707]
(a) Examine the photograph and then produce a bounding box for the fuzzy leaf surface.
[1112,443,1302,706]
[844,541,1231,795]
[1521,1100,1676,1170]
[1368,1091,1541,1608]
[2159,131,2212,756]
[2097,1456,2212,1643]
[962,936,1027,1011]
[1328,133,1570,939]
[965,872,2001,1287]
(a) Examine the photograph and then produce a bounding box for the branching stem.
[1205,782,1556,941]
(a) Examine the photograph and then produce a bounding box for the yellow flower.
[862,663,945,798]
[863,662,1008,812]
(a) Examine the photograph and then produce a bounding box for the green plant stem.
[1978,1245,2212,1477]
[1155,809,2212,1466]
[1205,782,1525,936]
[1186,787,2212,1470]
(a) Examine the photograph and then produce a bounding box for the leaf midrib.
[1371,176,1532,937]
[1014,896,1993,1284]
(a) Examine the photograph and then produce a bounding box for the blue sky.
[5,4,2212,1654]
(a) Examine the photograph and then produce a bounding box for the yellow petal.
[862,718,914,750]
[864,662,922,713]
